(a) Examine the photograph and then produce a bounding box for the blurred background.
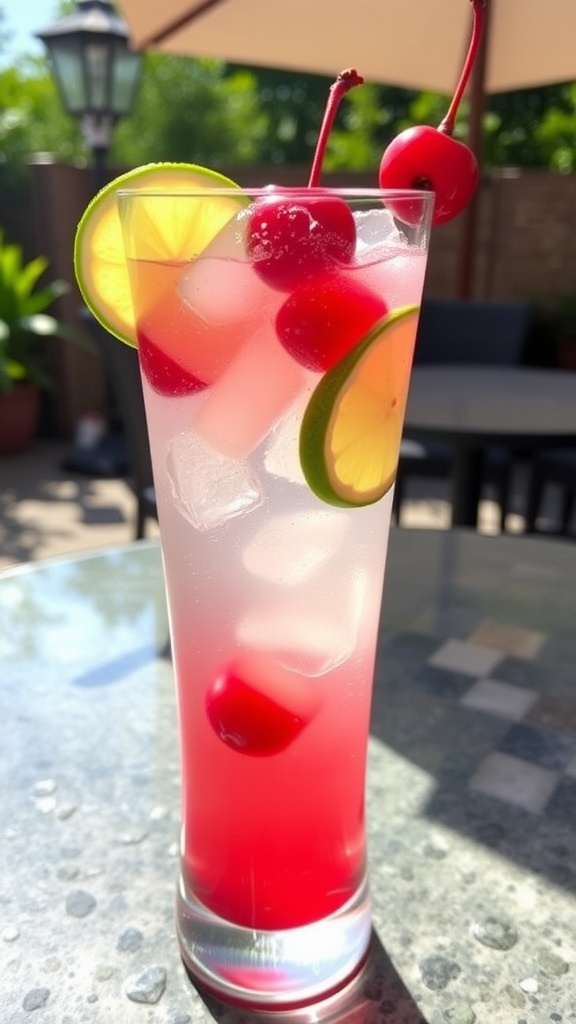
[3,0,576,440]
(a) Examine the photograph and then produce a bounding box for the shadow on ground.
[0,440,136,567]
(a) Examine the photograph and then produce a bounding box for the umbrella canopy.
[118,0,576,98]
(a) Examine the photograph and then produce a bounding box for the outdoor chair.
[394,297,536,529]
[525,448,576,536]
[81,310,158,540]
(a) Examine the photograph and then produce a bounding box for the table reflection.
[1,533,575,1022]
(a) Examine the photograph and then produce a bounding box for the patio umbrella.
[116,0,576,295]
[117,0,576,97]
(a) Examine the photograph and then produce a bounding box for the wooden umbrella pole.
[143,0,226,49]
[457,0,491,299]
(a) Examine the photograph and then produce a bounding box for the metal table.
[404,366,576,527]
[2,533,576,1023]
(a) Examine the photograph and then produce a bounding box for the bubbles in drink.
[243,511,350,585]
[167,430,262,531]
[362,247,428,310]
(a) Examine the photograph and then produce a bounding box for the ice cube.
[167,430,262,531]
[263,388,313,485]
[361,246,428,310]
[242,511,350,585]
[237,570,370,677]
[193,330,306,460]
[352,208,428,308]
[153,208,284,387]
[354,207,405,255]
[179,208,279,327]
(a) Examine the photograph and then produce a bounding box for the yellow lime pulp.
[299,307,420,507]
[73,162,244,346]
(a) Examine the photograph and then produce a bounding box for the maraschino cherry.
[247,69,364,290]
[138,330,206,396]
[379,0,487,224]
[276,271,387,372]
[205,654,319,756]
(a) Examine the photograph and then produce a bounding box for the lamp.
[37,0,141,191]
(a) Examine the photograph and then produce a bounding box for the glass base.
[177,873,372,1008]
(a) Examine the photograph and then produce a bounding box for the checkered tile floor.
[378,620,576,820]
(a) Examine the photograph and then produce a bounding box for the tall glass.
[118,187,432,1007]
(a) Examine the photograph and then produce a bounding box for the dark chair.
[525,449,576,536]
[81,310,158,540]
[394,298,536,528]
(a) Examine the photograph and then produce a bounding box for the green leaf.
[17,313,87,347]
[1,357,27,385]
[0,223,83,390]
[15,255,49,300]
[21,280,69,316]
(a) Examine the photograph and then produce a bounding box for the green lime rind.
[299,305,419,508]
[74,162,245,347]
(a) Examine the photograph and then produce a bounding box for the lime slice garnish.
[299,306,420,507]
[73,162,244,347]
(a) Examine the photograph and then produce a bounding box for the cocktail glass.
[118,187,433,1008]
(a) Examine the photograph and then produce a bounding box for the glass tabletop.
[405,366,576,443]
[1,532,576,1023]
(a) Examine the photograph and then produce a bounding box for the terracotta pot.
[0,383,40,455]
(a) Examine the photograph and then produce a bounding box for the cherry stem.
[439,0,487,137]
[308,68,364,187]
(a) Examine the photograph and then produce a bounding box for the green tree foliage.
[536,85,576,174]
[1,0,576,188]
[484,84,576,169]
[328,82,426,170]
[112,55,267,167]
[0,56,81,205]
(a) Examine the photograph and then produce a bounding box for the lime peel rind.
[299,305,420,508]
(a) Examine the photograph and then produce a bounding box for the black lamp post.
[37,0,141,193]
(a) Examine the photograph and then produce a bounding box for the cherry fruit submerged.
[276,271,388,372]
[137,329,206,396]
[205,653,319,756]
[247,190,356,291]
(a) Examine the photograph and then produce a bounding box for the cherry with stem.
[246,70,364,291]
[379,0,488,225]
[307,68,364,186]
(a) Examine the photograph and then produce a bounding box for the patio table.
[1,532,575,1023]
[404,365,576,527]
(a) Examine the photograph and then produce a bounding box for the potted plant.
[0,228,79,454]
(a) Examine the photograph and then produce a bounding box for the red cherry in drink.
[378,125,479,226]
[205,654,319,756]
[276,270,388,372]
[137,329,206,397]
[247,189,356,291]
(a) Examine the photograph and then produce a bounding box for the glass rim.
[116,186,435,201]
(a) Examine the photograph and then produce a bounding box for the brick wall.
[427,171,576,305]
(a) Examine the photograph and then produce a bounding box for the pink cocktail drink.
[119,188,432,1005]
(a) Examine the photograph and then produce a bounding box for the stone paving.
[0,438,571,571]
[0,440,159,570]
